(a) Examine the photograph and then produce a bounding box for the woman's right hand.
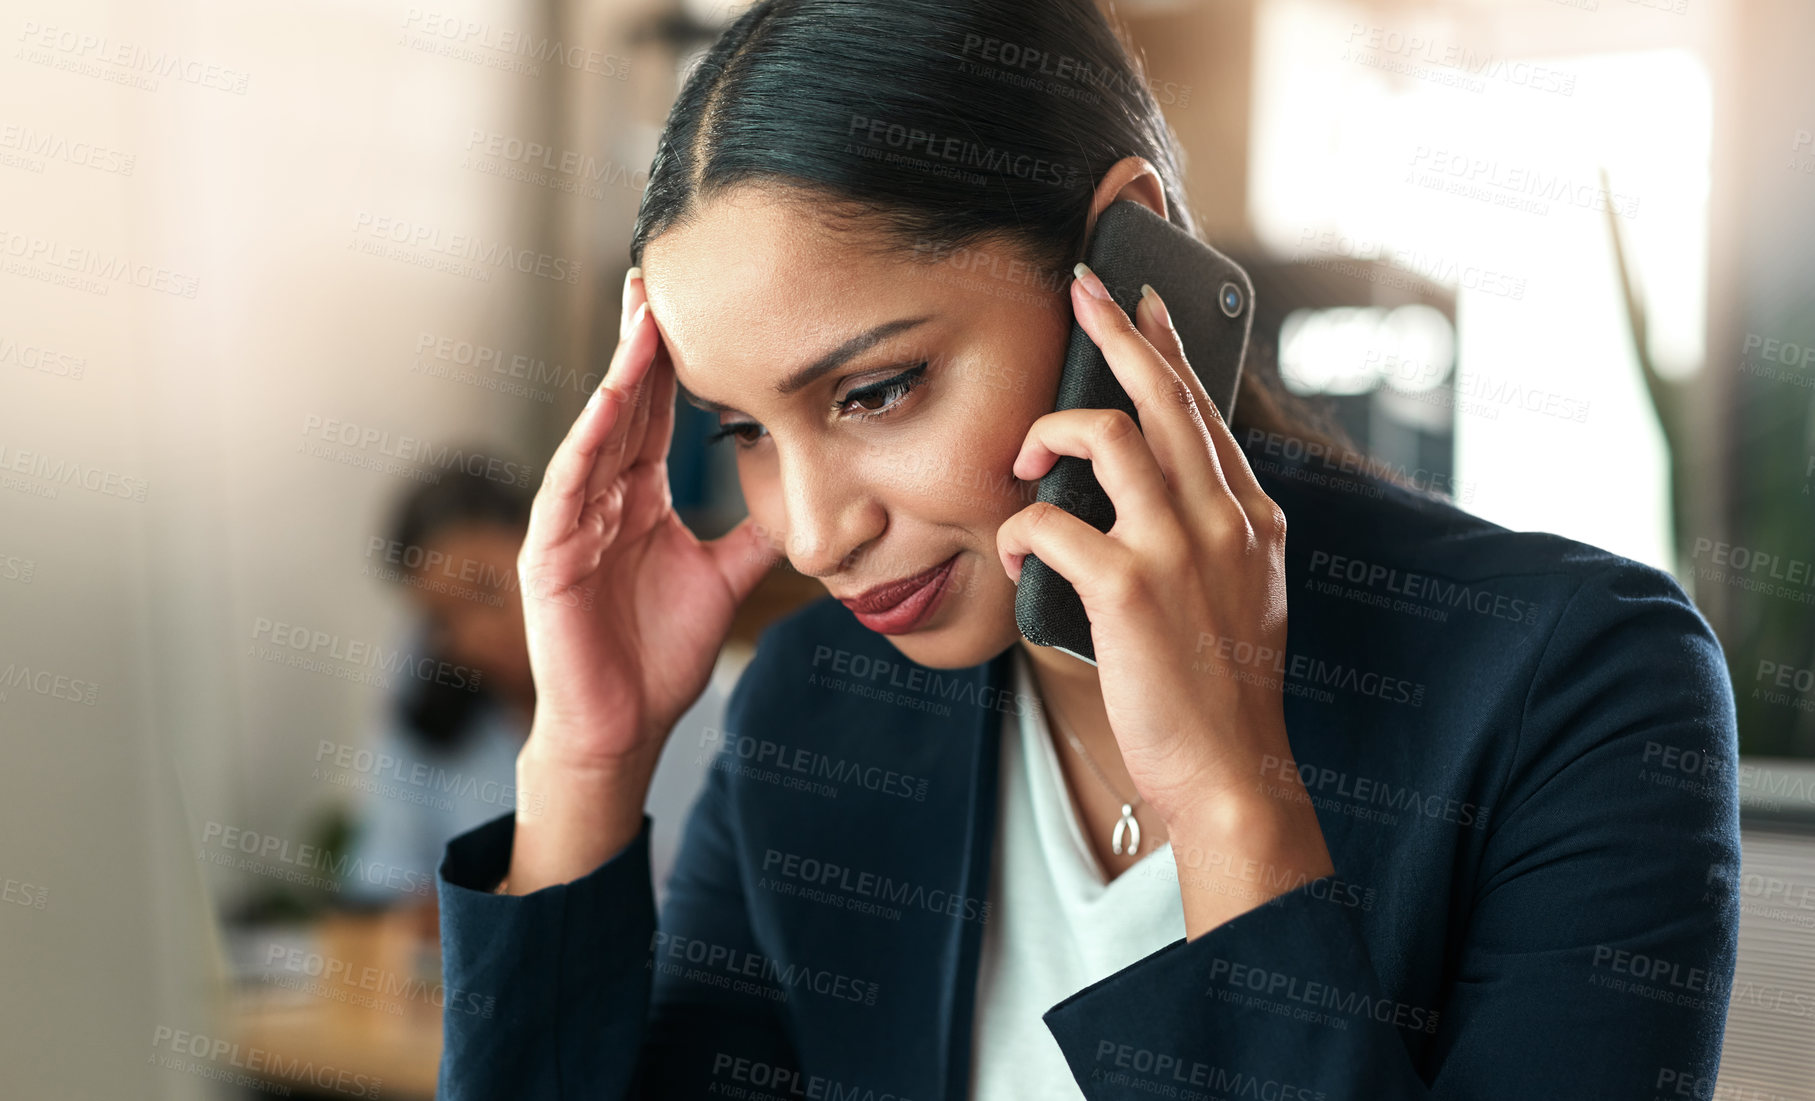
[505,268,779,892]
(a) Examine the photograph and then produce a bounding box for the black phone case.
[1014,200,1253,664]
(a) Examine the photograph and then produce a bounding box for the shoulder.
[697,597,997,858]
[1252,434,1729,755]
[1247,430,1703,628]
[724,594,880,717]
[1277,438,1732,759]
[722,592,1003,738]
[1246,439,1738,880]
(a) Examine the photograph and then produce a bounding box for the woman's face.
[409,521,535,703]
[641,186,1072,670]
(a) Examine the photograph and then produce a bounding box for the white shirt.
[968,648,1187,1098]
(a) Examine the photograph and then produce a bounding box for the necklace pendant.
[1112,803,1141,856]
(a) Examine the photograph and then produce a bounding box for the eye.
[705,421,767,449]
[837,363,928,420]
[704,363,931,451]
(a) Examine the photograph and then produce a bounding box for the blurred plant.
[222,804,356,926]
[1604,168,1815,758]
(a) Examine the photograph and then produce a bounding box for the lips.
[838,553,961,635]
[839,554,960,612]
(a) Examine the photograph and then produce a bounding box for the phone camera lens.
[1218,282,1244,318]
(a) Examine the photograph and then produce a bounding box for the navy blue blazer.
[435,441,1742,1100]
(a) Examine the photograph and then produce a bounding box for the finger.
[614,271,654,466]
[705,513,784,605]
[527,349,637,548]
[1132,282,1230,509]
[619,265,643,338]
[632,331,678,469]
[1012,407,1187,551]
[1136,282,1276,530]
[1070,264,1219,501]
[586,302,658,503]
[621,302,658,467]
[996,499,1133,597]
[527,300,658,548]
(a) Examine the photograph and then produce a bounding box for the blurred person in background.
[338,468,536,936]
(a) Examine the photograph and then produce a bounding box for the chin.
[873,607,1021,671]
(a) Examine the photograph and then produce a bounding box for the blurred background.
[3,0,1813,1095]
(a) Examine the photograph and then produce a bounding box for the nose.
[777,447,884,579]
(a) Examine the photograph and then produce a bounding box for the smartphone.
[1013,199,1254,665]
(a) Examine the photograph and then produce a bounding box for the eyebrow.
[675,316,932,415]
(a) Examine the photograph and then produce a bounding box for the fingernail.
[1073,262,1112,302]
[630,301,648,329]
[1140,283,1172,329]
[620,266,643,331]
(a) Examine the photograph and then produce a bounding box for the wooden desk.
[228,910,443,1099]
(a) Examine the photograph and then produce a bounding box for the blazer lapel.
[761,613,1014,1101]
[930,645,1011,1100]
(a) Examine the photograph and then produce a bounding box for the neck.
[1016,641,1124,788]
[1015,640,1168,867]
[1017,638,1098,716]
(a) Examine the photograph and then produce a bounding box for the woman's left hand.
[995,262,1332,934]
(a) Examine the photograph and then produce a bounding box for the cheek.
[729,368,1051,537]
[950,381,1049,526]
[469,615,527,669]
[492,602,526,638]
[870,414,1029,527]
[733,464,790,556]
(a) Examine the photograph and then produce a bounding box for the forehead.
[417,522,522,567]
[640,188,943,397]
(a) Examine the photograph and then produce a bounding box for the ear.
[1083,155,1168,243]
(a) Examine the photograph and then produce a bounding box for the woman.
[435,1,1742,1097]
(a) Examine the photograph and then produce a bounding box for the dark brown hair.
[630,0,1352,455]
